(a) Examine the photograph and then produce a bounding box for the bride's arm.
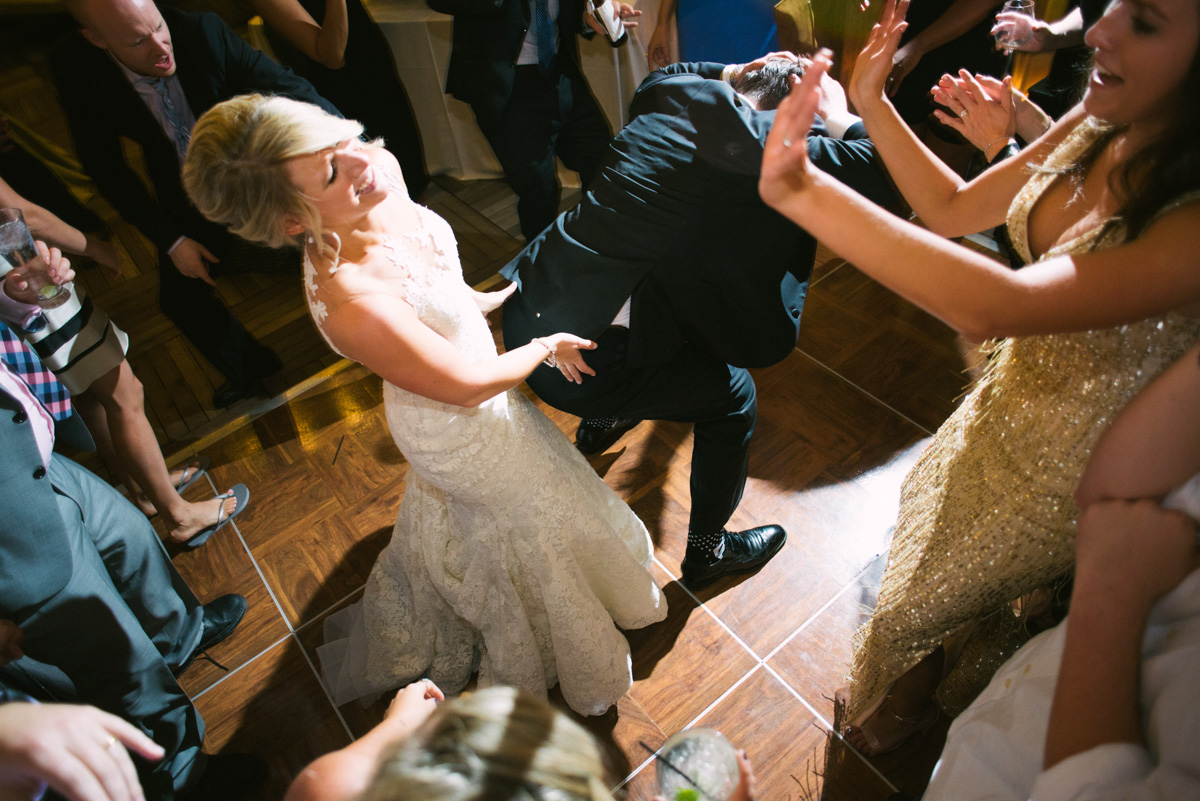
[324,294,596,406]
[760,54,1200,341]
[846,0,1080,237]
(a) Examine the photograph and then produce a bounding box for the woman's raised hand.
[931,71,1016,158]
[847,0,910,111]
[758,50,832,212]
[543,333,598,385]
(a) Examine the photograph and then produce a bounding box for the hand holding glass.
[0,208,71,309]
[994,0,1035,54]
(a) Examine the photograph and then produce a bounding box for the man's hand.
[805,56,849,120]
[168,237,219,286]
[0,620,22,668]
[2,241,75,305]
[584,1,641,37]
[647,22,671,68]
[0,703,164,801]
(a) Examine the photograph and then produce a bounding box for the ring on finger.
[104,736,118,751]
[958,109,969,118]
[782,137,793,148]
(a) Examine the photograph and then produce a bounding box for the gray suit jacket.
[0,391,93,615]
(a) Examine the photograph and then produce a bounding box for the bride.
[182,95,667,715]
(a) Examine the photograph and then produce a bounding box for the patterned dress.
[308,185,666,716]
[848,118,1200,716]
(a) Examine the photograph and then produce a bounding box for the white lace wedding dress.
[310,198,667,716]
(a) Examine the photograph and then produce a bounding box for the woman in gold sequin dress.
[759,0,1200,755]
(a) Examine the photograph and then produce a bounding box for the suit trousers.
[0,455,206,798]
[157,223,279,388]
[508,319,756,537]
[474,64,610,241]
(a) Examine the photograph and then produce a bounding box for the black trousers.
[158,221,279,388]
[504,309,756,537]
[474,64,611,242]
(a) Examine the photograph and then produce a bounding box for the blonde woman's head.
[182,94,367,257]
[362,687,615,801]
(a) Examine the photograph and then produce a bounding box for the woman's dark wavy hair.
[1055,38,1200,244]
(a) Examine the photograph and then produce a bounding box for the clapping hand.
[848,0,910,110]
[758,50,833,211]
[931,71,1016,157]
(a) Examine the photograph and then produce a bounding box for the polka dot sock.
[686,528,726,563]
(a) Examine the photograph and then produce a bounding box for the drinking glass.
[0,208,71,309]
[994,0,1035,54]
[655,728,740,801]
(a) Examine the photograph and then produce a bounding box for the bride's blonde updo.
[182,94,369,259]
[361,687,616,801]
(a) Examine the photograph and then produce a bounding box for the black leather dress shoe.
[575,417,640,455]
[185,753,267,800]
[174,594,247,677]
[212,381,267,409]
[680,525,787,591]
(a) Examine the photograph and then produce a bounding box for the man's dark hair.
[730,59,806,111]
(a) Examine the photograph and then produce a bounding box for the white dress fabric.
[310,199,667,716]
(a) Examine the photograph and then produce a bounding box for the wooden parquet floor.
[157,243,994,801]
[1,16,1012,801]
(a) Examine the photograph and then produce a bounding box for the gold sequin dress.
[847,118,1200,717]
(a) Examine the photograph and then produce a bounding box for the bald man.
[52,0,340,408]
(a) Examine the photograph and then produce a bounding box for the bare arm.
[760,50,1200,341]
[0,175,120,277]
[1076,342,1200,507]
[886,0,1000,94]
[647,0,678,68]
[249,0,349,69]
[324,294,596,406]
[1044,499,1198,769]
[284,681,444,801]
[849,0,1080,237]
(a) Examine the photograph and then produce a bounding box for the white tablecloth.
[367,0,665,182]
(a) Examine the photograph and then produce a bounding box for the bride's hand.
[541,333,598,385]
[847,0,909,112]
[759,50,832,212]
[381,679,444,736]
[473,282,517,315]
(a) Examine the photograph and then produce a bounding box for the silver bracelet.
[534,338,557,368]
[982,135,1014,157]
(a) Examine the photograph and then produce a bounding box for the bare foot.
[167,494,239,545]
[134,460,206,518]
[844,695,938,756]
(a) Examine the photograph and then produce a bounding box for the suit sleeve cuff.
[822,110,862,139]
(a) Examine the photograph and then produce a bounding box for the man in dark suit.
[502,57,896,591]
[427,0,638,242]
[0,259,255,798]
[53,0,340,408]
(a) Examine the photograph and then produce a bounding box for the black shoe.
[174,594,247,677]
[575,417,640,455]
[185,752,267,800]
[212,381,267,408]
[680,525,787,591]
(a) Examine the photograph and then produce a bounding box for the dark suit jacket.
[0,389,93,615]
[426,0,592,128]
[51,7,339,254]
[502,62,895,369]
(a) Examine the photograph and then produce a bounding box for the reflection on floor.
[166,241,993,800]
